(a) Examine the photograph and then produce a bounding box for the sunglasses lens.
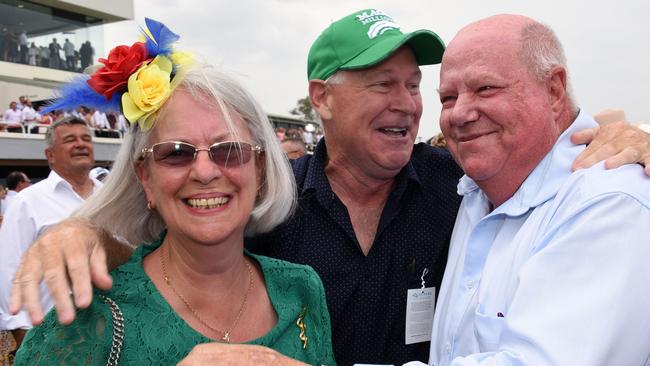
[210,142,253,166]
[152,142,195,166]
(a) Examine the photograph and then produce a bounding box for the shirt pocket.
[473,306,505,352]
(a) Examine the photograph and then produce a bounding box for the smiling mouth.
[458,132,494,142]
[379,127,407,137]
[185,197,229,209]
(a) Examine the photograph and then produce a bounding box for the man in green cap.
[254,9,465,364]
[9,8,650,366]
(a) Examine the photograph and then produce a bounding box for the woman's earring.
[147,201,154,210]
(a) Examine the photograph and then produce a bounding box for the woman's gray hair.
[75,62,296,245]
[520,21,576,107]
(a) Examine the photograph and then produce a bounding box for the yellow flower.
[170,51,193,67]
[122,55,173,131]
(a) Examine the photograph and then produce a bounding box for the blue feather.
[143,18,180,57]
[43,76,122,114]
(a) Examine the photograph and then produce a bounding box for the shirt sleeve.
[450,192,650,366]
[0,197,39,330]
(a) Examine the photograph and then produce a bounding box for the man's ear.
[548,65,568,117]
[44,147,54,165]
[309,80,333,121]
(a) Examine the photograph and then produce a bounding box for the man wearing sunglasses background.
[0,116,103,348]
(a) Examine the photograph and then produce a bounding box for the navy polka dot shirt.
[247,139,463,365]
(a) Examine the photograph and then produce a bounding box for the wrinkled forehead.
[442,26,523,78]
[151,89,252,143]
[56,123,91,136]
[52,123,92,145]
[444,15,532,61]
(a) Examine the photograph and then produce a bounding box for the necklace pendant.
[222,332,230,343]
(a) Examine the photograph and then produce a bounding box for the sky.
[102,0,650,141]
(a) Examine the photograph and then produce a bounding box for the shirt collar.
[47,169,102,196]
[47,170,69,191]
[457,109,597,216]
[303,138,421,194]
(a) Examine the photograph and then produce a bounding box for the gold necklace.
[159,245,253,343]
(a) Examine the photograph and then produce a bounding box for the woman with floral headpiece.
[14,19,333,365]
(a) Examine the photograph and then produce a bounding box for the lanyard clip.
[420,268,429,292]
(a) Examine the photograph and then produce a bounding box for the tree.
[289,96,315,122]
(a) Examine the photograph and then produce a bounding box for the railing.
[0,120,123,139]
[0,121,26,133]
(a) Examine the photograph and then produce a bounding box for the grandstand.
[0,0,133,182]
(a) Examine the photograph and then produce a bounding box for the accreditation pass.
[405,287,435,344]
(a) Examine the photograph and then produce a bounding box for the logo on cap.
[355,9,402,39]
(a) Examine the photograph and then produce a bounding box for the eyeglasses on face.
[140,141,263,168]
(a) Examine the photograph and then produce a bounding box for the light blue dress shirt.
[429,111,650,366]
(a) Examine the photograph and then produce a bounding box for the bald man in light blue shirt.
[429,14,650,366]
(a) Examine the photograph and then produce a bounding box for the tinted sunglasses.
[141,141,263,168]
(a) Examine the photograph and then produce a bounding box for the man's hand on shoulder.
[9,218,129,325]
[571,121,650,175]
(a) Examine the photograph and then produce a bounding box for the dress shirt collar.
[44,170,102,197]
[456,109,597,216]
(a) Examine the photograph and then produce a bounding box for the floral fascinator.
[45,18,193,131]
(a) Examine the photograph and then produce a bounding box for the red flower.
[87,42,149,100]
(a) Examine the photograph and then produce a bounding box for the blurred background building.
[0,0,132,182]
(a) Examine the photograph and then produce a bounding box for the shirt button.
[445,342,452,354]
[466,280,475,289]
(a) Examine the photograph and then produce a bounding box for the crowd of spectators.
[0,26,94,73]
[0,96,52,133]
[1,95,126,138]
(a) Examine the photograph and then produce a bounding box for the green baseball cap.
[307,9,445,80]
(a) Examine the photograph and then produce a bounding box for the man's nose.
[389,84,418,115]
[448,94,479,126]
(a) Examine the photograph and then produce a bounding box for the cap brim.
[339,29,445,71]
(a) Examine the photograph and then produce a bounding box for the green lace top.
[16,234,334,365]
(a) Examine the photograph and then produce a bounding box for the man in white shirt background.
[91,109,110,130]
[20,99,37,133]
[2,102,23,133]
[15,96,26,111]
[0,171,31,216]
[429,14,650,366]
[0,116,102,348]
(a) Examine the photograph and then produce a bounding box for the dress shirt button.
[466,280,475,289]
[445,342,452,354]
